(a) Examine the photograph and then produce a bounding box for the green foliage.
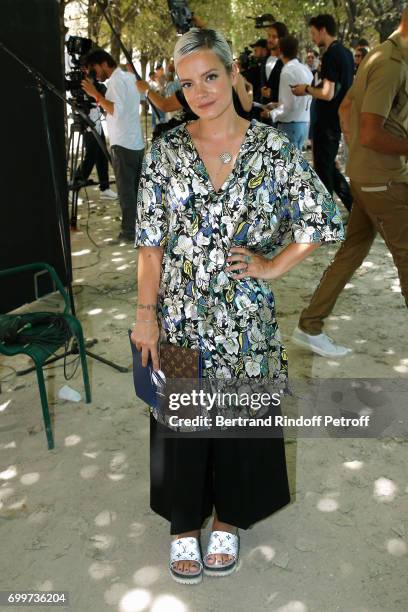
[70,0,404,67]
[190,0,401,50]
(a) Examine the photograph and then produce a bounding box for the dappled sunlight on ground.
[80,464,100,479]
[88,562,116,581]
[317,496,339,512]
[88,308,103,315]
[373,477,398,502]
[0,465,17,479]
[150,594,188,612]
[0,399,12,412]
[248,544,276,562]
[386,538,407,557]
[342,460,363,470]
[133,566,160,586]
[65,434,82,446]
[118,588,152,612]
[274,602,308,612]
[20,472,40,485]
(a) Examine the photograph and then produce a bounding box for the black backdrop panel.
[0,0,69,313]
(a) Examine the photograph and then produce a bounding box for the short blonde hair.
[174,28,233,73]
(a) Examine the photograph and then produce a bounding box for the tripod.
[67,102,114,230]
[0,41,129,374]
[67,112,87,229]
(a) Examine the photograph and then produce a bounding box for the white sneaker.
[100,188,118,199]
[292,326,351,358]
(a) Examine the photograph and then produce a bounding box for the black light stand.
[0,41,129,374]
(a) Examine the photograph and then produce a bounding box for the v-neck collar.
[182,119,255,195]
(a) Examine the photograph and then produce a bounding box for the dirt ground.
[1,165,407,612]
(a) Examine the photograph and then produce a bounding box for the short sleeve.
[320,48,338,83]
[106,76,126,119]
[360,59,402,118]
[278,144,345,244]
[134,140,169,247]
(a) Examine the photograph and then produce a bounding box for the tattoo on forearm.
[137,304,157,310]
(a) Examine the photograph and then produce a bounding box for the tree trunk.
[87,0,101,42]
[343,0,362,44]
[110,0,122,63]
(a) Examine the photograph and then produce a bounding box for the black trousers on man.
[75,130,109,191]
[111,145,144,240]
[150,415,291,535]
[313,126,353,211]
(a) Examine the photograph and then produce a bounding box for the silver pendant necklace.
[219,152,233,164]
[196,123,233,166]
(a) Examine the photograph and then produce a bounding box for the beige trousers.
[299,181,408,335]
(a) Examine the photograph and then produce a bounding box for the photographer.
[243,38,268,106]
[74,61,117,199]
[82,50,144,243]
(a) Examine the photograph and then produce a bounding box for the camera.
[167,0,193,34]
[246,13,276,29]
[238,47,257,72]
[65,35,97,114]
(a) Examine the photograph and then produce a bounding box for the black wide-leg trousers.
[150,414,291,535]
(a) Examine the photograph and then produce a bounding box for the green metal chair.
[0,263,91,449]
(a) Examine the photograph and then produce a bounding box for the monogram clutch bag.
[159,343,203,379]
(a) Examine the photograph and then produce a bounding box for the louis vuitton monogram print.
[170,537,202,568]
[204,530,239,562]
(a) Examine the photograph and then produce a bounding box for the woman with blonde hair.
[131,28,343,584]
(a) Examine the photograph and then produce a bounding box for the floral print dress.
[135,119,344,388]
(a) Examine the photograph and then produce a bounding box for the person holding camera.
[131,27,344,584]
[74,63,117,199]
[243,38,269,112]
[81,50,144,243]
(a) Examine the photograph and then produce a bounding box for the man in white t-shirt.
[263,36,313,150]
[82,50,144,242]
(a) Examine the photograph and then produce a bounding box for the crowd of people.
[76,8,408,586]
[78,9,408,349]
[78,9,408,357]
[78,14,374,242]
